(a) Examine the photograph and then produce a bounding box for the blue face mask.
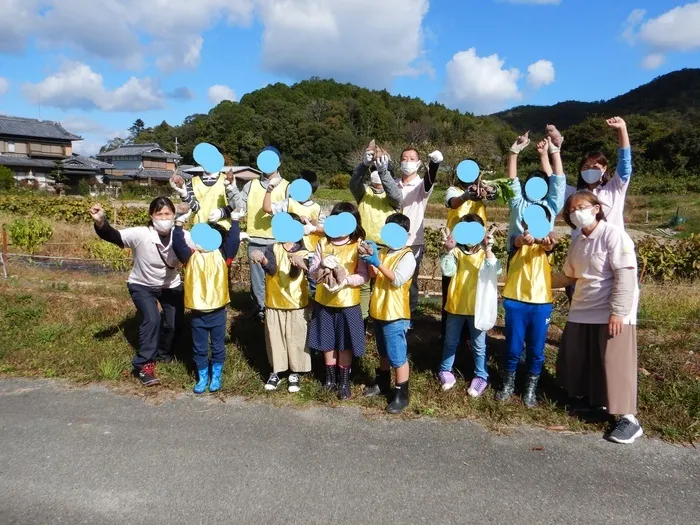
[581,169,604,184]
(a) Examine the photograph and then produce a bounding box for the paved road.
[0,378,697,525]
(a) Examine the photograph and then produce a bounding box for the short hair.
[147,197,175,226]
[577,152,611,190]
[385,213,410,233]
[400,147,421,160]
[459,213,485,227]
[329,201,366,242]
[562,190,607,229]
[300,169,319,193]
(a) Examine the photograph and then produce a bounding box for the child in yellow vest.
[350,150,404,322]
[361,213,416,414]
[439,214,500,397]
[496,208,556,407]
[172,211,241,394]
[308,202,369,400]
[262,170,325,297]
[249,213,312,393]
[170,168,233,231]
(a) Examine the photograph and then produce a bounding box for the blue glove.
[360,240,381,267]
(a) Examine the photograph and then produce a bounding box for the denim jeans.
[191,307,227,370]
[441,313,488,380]
[409,244,424,313]
[373,319,410,368]
[127,283,183,368]
[248,239,275,314]
[503,299,552,376]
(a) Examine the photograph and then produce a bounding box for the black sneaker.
[264,373,281,391]
[288,374,301,393]
[137,363,160,387]
[607,416,644,444]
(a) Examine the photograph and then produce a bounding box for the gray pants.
[248,238,275,314]
[409,244,424,313]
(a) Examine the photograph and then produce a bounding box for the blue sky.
[0,0,699,155]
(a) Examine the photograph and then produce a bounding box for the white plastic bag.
[474,259,500,332]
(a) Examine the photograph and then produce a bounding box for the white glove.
[363,149,375,166]
[208,209,224,223]
[175,209,192,226]
[239,232,250,242]
[322,255,339,269]
[429,150,444,164]
[547,136,561,155]
[375,154,390,173]
[230,209,244,221]
[485,234,495,249]
[303,223,316,236]
[325,278,347,293]
[170,179,188,199]
[510,133,531,154]
[266,176,282,191]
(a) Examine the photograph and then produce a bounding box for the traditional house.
[59,154,114,194]
[97,143,181,187]
[0,115,82,188]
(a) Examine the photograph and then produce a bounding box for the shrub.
[77,179,91,197]
[84,239,132,271]
[327,174,350,189]
[0,166,15,192]
[7,217,53,254]
[119,182,165,200]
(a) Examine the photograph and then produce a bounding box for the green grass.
[1,266,698,444]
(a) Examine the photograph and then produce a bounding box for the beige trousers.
[556,322,638,415]
[265,308,312,373]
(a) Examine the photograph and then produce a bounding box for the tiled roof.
[134,169,176,181]
[61,154,113,170]
[0,115,82,141]
[0,154,59,168]
[97,142,180,160]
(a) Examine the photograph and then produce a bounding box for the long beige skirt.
[556,322,638,415]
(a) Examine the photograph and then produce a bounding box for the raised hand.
[546,124,564,148]
[225,169,235,186]
[208,209,224,224]
[88,203,105,225]
[363,148,375,166]
[605,116,627,130]
[375,154,390,174]
[441,228,456,251]
[175,208,192,226]
[536,139,548,156]
[170,174,188,199]
[510,131,530,154]
[429,150,444,164]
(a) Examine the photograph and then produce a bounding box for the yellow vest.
[370,247,413,322]
[358,187,396,244]
[246,178,289,238]
[315,238,361,308]
[445,249,486,316]
[446,192,487,231]
[184,250,230,311]
[503,244,553,304]
[192,176,231,230]
[287,198,322,252]
[265,243,310,310]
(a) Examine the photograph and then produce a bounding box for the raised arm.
[89,204,124,249]
[220,220,241,263]
[227,179,251,212]
[379,164,403,209]
[172,225,194,265]
[349,162,367,205]
[607,117,632,183]
[537,140,553,177]
[424,150,443,192]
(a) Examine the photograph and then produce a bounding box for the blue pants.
[503,298,553,376]
[373,319,410,368]
[248,240,274,314]
[441,314,488,380]
[191,307,227,370]
[127,283,183,368]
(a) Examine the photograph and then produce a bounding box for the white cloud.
[623,3,700,66]
[208,84,237,105]
[441,48,522,115]
[641,53,666,70]
[1,0,255,71]
[22,62,165,112]
[0,77,9,96]
[59,116,129,157]
[527,59,555,88]
[256,0,430,88]
[499,0,560,4]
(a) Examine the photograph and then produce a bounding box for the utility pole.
[175,137,179,155]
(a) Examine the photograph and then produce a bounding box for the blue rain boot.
[194,367,209,394]
[209,363,224,393]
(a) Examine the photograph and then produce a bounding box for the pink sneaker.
[467,377,488,398]
[439,371,456,391]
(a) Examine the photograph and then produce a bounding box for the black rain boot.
[386,380,410,414]
[364,369,391,398]
[522,374,540,408]
[323,365,337,391]
[495,371,516,402]
[337,366,352,400]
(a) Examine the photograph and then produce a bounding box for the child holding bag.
[439,214,500,397]
[308,202,369,400]
[250,213,312,393]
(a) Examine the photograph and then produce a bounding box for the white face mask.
[153,219,174,233]
[581,169,604,184]
[401,160,421,175]
[570,208,597,229]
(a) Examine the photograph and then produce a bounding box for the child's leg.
[441,314,467,372]
[190,312,210,372]
[466,316,488,380]
[287,308,311,373]
[208,307,228,366]
[265,309,289,374]
[360,281,371,321]
[384,320,409,384]
[524,303,553,376]
[372,320,391,372]
[503,299,529,374]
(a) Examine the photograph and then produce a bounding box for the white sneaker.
[264,373,280,391]
[288,374,301,393]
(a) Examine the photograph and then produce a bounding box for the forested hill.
[493,69,700,132]
[120,70,700,188]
